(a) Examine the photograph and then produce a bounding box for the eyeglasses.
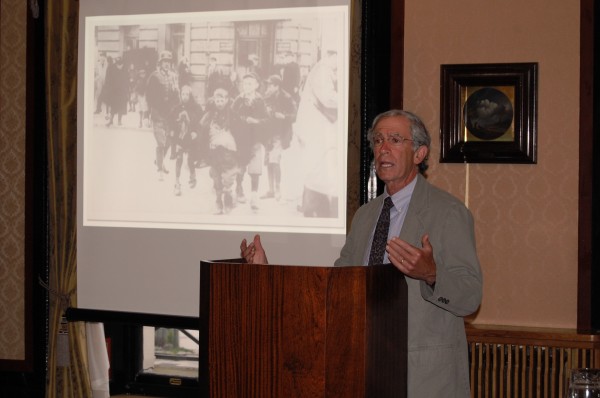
[372,133,414,147]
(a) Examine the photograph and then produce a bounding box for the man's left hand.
[240,234,268,264]
[386,234,436,285]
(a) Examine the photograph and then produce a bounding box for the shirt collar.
[384,176,417,209]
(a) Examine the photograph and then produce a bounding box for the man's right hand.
[240,234,268,264]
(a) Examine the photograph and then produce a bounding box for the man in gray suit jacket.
[241,109,483,397]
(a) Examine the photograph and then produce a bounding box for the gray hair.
[367,109,431,174]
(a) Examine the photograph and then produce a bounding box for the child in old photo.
[201,87,238,214]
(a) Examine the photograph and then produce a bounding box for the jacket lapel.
[399,174,428,246]
[357,195,385,263]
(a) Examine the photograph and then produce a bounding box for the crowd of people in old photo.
[94,48,339,217]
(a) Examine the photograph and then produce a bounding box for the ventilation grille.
[467,325,600,398]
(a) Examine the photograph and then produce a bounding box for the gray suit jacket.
[335,174,483,397]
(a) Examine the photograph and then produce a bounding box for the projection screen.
[77,0,350,318]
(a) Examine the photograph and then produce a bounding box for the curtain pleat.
[45,0,93,397]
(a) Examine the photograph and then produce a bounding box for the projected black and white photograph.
[82,7,348,233]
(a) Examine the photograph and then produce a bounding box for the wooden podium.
[199,260,407,398]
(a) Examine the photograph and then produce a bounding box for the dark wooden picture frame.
[440,62,538,164]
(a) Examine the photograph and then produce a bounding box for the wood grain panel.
[200,261,408,398]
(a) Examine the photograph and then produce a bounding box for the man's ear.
[414,145,429,163]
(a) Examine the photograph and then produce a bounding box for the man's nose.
[378,139,392,152]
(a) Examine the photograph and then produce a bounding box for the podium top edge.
[200,260,396,270]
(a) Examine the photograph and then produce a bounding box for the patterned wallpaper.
[0,0,27,360]
[403,0,580,328]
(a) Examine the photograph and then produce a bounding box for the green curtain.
[45,0,92,396]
